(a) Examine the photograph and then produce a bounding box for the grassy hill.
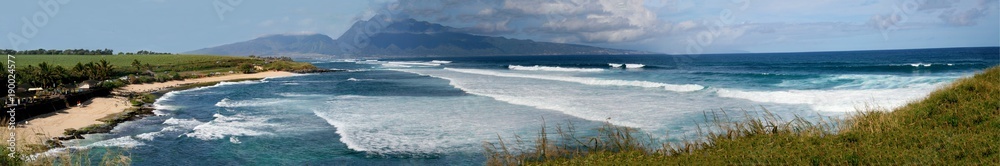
[16,54,244,67]
[15,54,316,75]
[487,65,1000,165]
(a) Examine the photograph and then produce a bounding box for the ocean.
[49,47,999,165]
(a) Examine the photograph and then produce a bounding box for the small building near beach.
[77,80,100,90]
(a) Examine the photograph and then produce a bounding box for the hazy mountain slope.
[188,17,648,57]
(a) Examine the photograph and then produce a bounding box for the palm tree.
[131,59,142,73]
[52,66,68,85]
[73,62,88,80]
[36,62,55,88]
[20,65,38,87]
[95,59,115,80]
[84,62,97,80]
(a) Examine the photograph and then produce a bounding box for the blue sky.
[2,0,998,54]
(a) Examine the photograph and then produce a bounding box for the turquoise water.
[50,47,998,165]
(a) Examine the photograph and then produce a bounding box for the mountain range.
[187,17,649,58]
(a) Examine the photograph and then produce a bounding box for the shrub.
[98,80,126,89]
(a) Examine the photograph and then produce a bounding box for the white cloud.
[388,0,668,43]
[504,0,667,43]
[373,0,998,53]
[674,21,697,31]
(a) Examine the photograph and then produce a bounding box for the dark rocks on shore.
[55,107,156,145]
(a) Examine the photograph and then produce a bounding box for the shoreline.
[15,71,299,145]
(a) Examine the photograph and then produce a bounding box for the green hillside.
[15,54,243,67]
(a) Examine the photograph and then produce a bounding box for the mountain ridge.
[187,18,650,57]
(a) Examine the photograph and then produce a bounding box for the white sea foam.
[392,68,759,140]
[163,118,204,128]
[385,61,442,67]
[135,132,162,141]
[720,67,964,113]
[507,65,605,72]
[332,95,372,100]
[40,136,143,155]
[84,136,147,148]
[185,113,279,140]
[312,95,586,154]
[150,117,207,140]
[777,74,958,89]
[717,82,948,112]
[214,98,288,108]
[909,63,932,67]
[217,79,267,86]
[39,136,147,158]
[158,90,180,102]
[444,68,704,92]
[625,64,645,68]
[150,86,221,115]
[229,137,242,144]
[346,78,373,81]
[276,93,328,98]
[159,79,267,94]
[430,60,452,64]
[353,60,381,65]
[608,63,623,68]
[152,92,180,115]
[347,69,370,72]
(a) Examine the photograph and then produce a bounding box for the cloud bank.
[361,0,999,53]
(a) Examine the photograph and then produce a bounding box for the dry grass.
[486,65,1000,165]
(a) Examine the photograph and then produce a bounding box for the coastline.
[15,71,299,145]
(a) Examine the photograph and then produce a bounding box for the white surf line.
[444,68,705,92]
[507,65,605,72]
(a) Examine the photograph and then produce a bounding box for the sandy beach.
[15,71,298,144]
[123,71,299,93]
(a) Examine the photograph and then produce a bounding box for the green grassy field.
[14,54,248,68]
[487,65,1000,165]
[13,54,317,76]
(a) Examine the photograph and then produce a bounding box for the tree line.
[5,60,116,89]
[2,49,114,55]
[1,49,173,55]
[127,50,172,55]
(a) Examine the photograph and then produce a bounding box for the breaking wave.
[507,65,605,72]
